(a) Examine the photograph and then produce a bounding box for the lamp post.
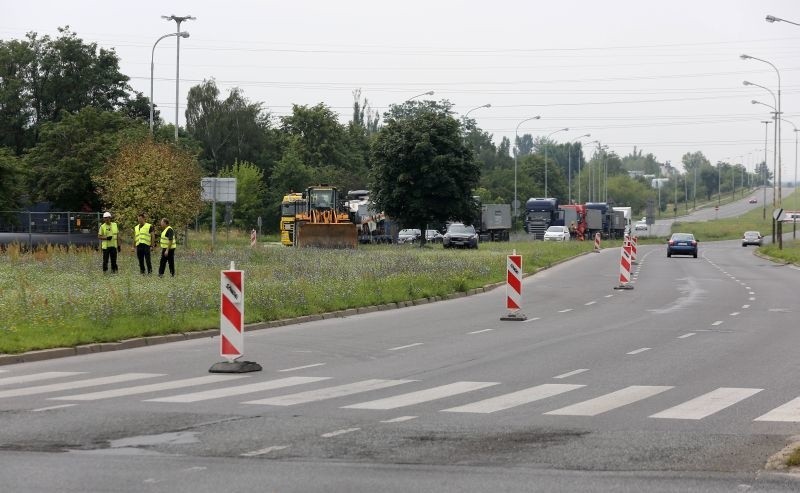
[752,99,779,208]
[162,14,196,143]
[464,103,491,119]
[150,32,189,135]
[567,134,590,204]
[578,140,599,204]
[514,116,541,219]
[761,120,771,219]
[544,127,568,197]
[407,91,434,102]
[742,54,781,207]
[766,14,800,27]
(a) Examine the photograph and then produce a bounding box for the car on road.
[425,229,443,243]
[742,231,762,247]
[543,225,571,241]
[397,229,421,244]
[634,221,648,231]
[443,223,478,249]
[667,232,698,258]
[748,197,758,204]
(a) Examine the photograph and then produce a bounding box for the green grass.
[787,446,800,467]
[761,239,800,265]
[0,238,594,354]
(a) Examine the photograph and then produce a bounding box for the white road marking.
[241,445,288,457]
[468,329,493,335]
[711,321,723,326]
[321,428,360,438]
[279,363,326,372]
[749,292,755,295]
[32,404,77,412]
[730,312,740,317]
[650,388,762,420]
[0,372,85,386]
[0,373,163,399]
[342,381,499,410]
[678,333,696,339]
[387,343,423,351]
[742,304,750,309]
[605,295,614,298]
[380,416,417,423]
[244,379,415,406]
[146,376,329,403]
[627,347,651,355]
[585,301,597,306]
[51,375,247,401]
[544,385,673,416]
[523,317,541,323]
[442,384,584,414]
[755,397,800,422]
[553,369,589,379]
[558,308,573,313]
[749,297,756,301]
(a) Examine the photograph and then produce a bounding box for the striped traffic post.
[593,232,601,253]
[501,250,527,321]
[630,235,638,264]
[250,229,257,247]
[614,239,634,290]
[209,261,262,373]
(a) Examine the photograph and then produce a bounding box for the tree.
[371,100,478,240]
[0,148,25,209]
[219,160,267,229]
[94,139,203,231]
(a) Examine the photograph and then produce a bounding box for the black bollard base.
[209,360,263,373]
[500,312,528,321]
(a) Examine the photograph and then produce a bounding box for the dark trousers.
[102,247,118,273]
[136,244,152,274]
[158,248,175,276]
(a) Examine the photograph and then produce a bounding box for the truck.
[584,202,630,239]
[477,204,511,241]
[279,192,306,246]
[524,198,560,239]
[558,204,589,240]
[345,190,397,244]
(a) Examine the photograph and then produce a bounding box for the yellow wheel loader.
[294,186,358,248]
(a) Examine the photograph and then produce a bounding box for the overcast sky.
[4,0,800,180]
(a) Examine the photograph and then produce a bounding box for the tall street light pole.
[567,134,590,204]
[544,127,568,197]
[464,103,491,119]
[162,14,196,143]
[579,140,599,204]
[752,99,778,208]
[761,120,771,219]
[407,91,434,102]
[514,116,541,219]
[150,32,189,135]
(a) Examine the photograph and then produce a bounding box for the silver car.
[742,231,762,247]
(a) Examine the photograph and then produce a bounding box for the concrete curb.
[0,250,591,366]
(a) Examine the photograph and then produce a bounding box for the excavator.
[293,185,358,248]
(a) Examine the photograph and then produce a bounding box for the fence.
[0,210,106,250]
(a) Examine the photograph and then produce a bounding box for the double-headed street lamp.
[162,14,196,143]
[150,32,189,135]
[514,116,541,219]
[544,127,568,197]
[567,134,590,204]
[752,99,779,207]
[761,120,770,219]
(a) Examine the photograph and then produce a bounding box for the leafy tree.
[219,160,267,229]
[261,138,314,233]
[0,148,25,209]
[681,151,710,172]
[371,100,478,239]
[94,139,203,231]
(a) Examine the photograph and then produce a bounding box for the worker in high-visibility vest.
[158,217,176,277]
[97,211,121,273]
[133,213,155,275]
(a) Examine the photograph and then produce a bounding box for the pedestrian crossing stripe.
[754,396,800,422]
[50,375,250,401]
[544,386,673,416]
[342,381,499,410]
[0,372,85,387]
[650,388,763,420]
[442,384,584,414]
[145,376,329,403]
[0,373,163,399]
[243,379,415,406]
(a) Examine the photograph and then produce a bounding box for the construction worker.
[158,217,176,277]
[97,211,121,273]
[133,213,155,275]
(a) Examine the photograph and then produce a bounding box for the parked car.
[667,232,698,258]
[397,228,421,244]
[748,197,758,204]
[443,223,478,249]
[742,231,762,247]
[634,221,648,231]
[425,229,443,243]
[543,225,571,241]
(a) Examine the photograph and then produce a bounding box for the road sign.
[773,208,784,221]
[220,266,244,361]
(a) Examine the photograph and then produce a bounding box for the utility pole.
[162,14,196,143]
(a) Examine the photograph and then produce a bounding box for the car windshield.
[671,233,695,241]
[447,224,474,234]
[546,226,565,232]
[744,231,760,237]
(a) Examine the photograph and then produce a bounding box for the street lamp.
[781,118,799,236]
[761,120,771,219]
[766,14,800,27]
[544,127,568,197]
[567,134,590,204]
[150,32,189,135]
[578,140,599,204]
[752,99,779,208]
[162,14,196,143]
[742,54,781,207]
[464,103,491,119]
[514,116,541,219]
[407,91,434,102]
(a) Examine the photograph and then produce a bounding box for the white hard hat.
[103,212,112,218]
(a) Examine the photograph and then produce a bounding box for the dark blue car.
[667,233,698,258]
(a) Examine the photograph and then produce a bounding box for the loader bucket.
[296,222,358,249]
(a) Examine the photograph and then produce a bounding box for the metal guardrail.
[0,211,102,249]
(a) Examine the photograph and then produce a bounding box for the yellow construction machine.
[279,192,305,246]
[294,186,358,248]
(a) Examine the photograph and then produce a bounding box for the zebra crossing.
[1,370,799,423]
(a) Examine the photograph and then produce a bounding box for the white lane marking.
[380,416,417,423]
[730,312,740,317]
[678,333,696,339]
[544,385,673,416]
[321,428,360,438]
[749,297,756,301]
[279,363,326,372]
[146,376,329,403]
[442,384,584,414]
[755,397,800,422]
[51,375,247,401]
[745,286,751,290]
[585,301,597,306]
[244,379,415,406]
[650,387,763,420]
[558,309,574,313]
[711,321,723,326]
[749,292,755,295]
[342,381,499,410]
[742,304,750,309]
[0,373,163,399]
[241,445,288,457]
[0,370,7,373]
[387,343,423,351]
[0,372,85,386]
[32,404,77,412]
[605,294,614,298]
[627,347,651,355]
[468,329,493,335]
[523,317,541,323]
[553,369,589,379]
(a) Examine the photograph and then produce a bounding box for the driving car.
[397,228,421,244]
[425,229,443,243]
[667,232,698,258]
[634,221,648,231]
[748,197,758,204]
[543,225,571,241]
[443,223,478,249]
[742,231,762,247]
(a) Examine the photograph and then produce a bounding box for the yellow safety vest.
[160,226,176,249]
[135,223,152,246]
[99,222,119,249]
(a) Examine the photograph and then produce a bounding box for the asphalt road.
[2,230,800,491]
